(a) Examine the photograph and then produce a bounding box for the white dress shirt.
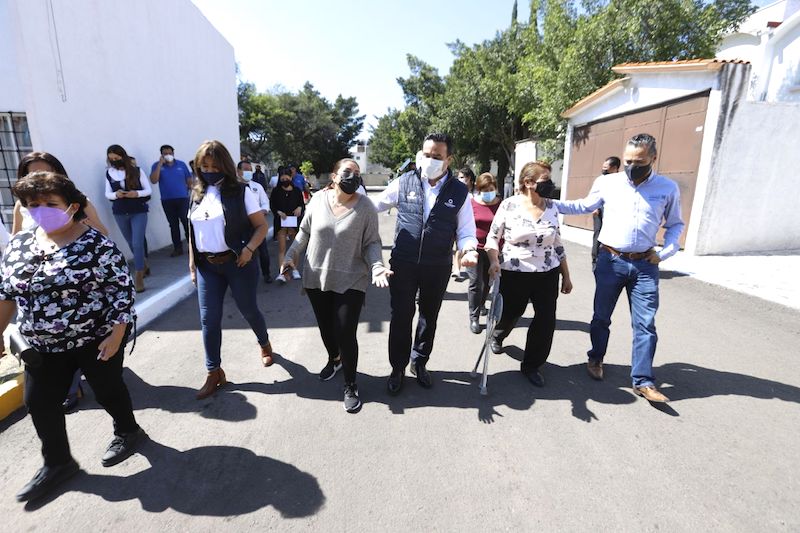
[373,171,478,251]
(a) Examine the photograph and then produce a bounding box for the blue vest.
[392,170,468,266]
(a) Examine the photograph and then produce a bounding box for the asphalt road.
[1,206,799,532]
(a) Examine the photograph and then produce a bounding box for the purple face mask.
[28,206,73,233]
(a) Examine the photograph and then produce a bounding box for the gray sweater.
[287,191,384,294]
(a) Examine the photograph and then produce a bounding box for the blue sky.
[191,0,529,136]
[190,0,773,138]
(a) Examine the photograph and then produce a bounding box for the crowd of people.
[0,131,684,503]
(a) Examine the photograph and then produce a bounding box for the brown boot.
[134,271,145,293]
[261,342,274,367]
[196,368,227,399]
[633,385,669,403]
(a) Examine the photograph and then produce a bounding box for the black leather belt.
[199,250,235,265]
[600,244,653,261]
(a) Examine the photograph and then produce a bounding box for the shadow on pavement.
[25,438,325,518]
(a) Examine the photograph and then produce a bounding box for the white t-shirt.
[246,181,270,213]
[190,185,260,253]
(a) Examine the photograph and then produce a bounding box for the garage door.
[564,91,709,248]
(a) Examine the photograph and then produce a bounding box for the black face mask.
[110,159,125,169]
[601,169,611,175]
[625,163,652,182]
[338,171,361,194]
[535,180,556,198]
[280,180,292,188]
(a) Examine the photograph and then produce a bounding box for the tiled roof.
[613,58,750,73]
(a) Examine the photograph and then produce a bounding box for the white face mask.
[164,154,175,163]
[418,156,444,181]
[241,170,253,182]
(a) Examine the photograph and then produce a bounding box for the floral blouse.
[0,228,135,353]
[484,196,566,273]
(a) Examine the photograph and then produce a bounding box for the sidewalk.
[560,225,800,311]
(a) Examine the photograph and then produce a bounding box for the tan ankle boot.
[261,341,274,367]
[134,270,145,293]
[196,368,226,399]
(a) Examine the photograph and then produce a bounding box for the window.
[0,113,32,225]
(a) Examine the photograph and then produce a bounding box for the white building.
[0,0,238,252]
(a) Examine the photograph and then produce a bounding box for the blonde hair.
[518,161,552,189]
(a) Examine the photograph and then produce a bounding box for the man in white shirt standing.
[238,161,273,283]
[553,133,684,403]
[373,133,478,395]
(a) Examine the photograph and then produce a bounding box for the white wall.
[0,1,25,110]
[693,100,800,254]
[765,14,800,102]
[6,0,238,254]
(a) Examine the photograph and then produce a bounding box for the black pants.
[493,269,560,372]
[591,208,603,269]
[467,249,491,320]
[256,239,271,279]
[161,198,190,251]
[23,334,138,467]
[388,259,451,370]
[306,288,365,384]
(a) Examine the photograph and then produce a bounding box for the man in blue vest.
[373,133,478,394]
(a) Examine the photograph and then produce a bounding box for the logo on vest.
[444,198,456,208]
[408,191,417,199]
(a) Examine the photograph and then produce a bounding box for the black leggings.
[23,334,138,467]
[306,288,365,384]
[493,268,560,372]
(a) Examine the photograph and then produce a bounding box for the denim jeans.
[161,197,190,251]
[589,248,659,387]
[113,212,148,271]
[196,256,269,371]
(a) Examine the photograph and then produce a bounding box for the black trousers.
[256,239,271,279]
[161,198,190,251]
[388,259,451,370]
[306,288,365,384]
[493,268,560,372]
[467,249,491,320]
[23,334,138,467]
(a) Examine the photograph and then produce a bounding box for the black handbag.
[9,328,41,368]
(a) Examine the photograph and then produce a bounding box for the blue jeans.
[196,256,269,371]
[589,249,659,387]
[113,212,148,271]
[161,198,190,251]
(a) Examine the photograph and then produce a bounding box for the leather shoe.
[633,385,670,403]
[413,359,432,388]
[469,319,481,334]
[587,359,604,381]
[196,368,227,399]
[490,337,503,354]
[16,459,79,502]
[102,427,146,467]
[387,368,404,395]
[523,370,545,387]
[261,342,274,367]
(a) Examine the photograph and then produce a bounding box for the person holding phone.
[0,171,143,503]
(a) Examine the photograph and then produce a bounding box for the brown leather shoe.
[261,342,274,367]
[633,385,669,403]
[587,360,604,381]
[196,368,227,399]
[134,270,146,293]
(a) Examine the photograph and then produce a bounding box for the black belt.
[199,250,235,264]
[600,244,653,260]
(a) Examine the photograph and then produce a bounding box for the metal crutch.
[470,273,502,395]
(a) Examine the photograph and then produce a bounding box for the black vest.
[392,170,469,266]
[106,168,149,214]
[189,184,253,256]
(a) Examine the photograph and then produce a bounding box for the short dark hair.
[627,134,657,157]
[458,167,475,181]
[13,171,88,221]
[605,156,621,168]
[160,144,174,153]
[17,151,69,180]
[236,161,252,170]
[424,133,453,155]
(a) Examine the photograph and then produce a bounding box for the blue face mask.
[202,172,225,186]
[481,190,497,202]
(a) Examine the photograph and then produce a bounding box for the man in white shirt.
[238,161,273,283]
[373,133,478,394]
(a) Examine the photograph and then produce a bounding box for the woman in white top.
[188,140,272,400]
[105,145,152,293]
[485,160,573,387]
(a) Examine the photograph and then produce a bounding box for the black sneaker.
[343,383,362,413]
[319,359,342,381]
[101,427,146,467]
[15,459,80,502]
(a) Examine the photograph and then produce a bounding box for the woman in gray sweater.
[284,158,392,413]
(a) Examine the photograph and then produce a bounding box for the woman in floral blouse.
[485,161,573,387]
[0,171,145,503]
